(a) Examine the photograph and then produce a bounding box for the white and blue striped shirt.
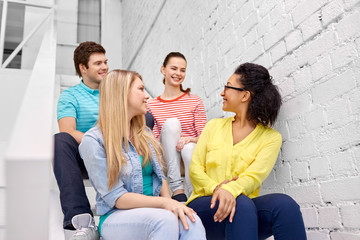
[57,80,99,133]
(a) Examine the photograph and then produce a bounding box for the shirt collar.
[80,80,99,94]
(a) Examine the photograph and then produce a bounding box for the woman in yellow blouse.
[187,63,306,240]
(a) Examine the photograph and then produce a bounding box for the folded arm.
[58,117,84,143]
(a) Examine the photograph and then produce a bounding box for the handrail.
[5,13,57,240]
[0,0,55,68]
[0,0,8,64]
[2,0,54,9]
[2,9,53,68]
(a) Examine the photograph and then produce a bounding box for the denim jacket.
[79,126,165,215]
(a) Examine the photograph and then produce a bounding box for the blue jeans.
[53,132,93,228]
[188,193,307,240]
[101,208,206,240]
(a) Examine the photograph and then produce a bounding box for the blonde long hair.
[98,69,164,190]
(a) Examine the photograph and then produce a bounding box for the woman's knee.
[182,214,206,238]
[271,193,301,214]
[155,209,179,229]
[134,209,179,234]
[233,195,257,221]
[187,214,204,229]
[181,143,196,164]
[236,195,257,212]
[161,118,181,135]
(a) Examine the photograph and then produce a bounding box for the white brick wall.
[319,207,342,229]
[122,0,360,238]
[341,205,360,228]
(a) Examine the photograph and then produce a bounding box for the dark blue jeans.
[54,132,92,228]
[188,193,307,240]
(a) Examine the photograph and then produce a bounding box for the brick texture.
[122,0,360,237]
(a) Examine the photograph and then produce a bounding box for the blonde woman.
[79,70,206,240]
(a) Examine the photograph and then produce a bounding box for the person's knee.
[183,214,206,236]
[272,193,300,213]
[55,132,77,147]
[236,195,257,211]
[162,118,181,134]
[189,214,204,229]
[234,195,257,219]
[55,132,71,141]
[54,132,79,165]
[182,142,195,151]
[181,143,196,164]
[156,209,178,229]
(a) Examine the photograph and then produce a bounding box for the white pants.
[160,118,196,196]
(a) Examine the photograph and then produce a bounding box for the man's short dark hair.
[73,41,106,77]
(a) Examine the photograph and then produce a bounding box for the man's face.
[80,53,108,88]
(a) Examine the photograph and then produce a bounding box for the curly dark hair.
[234,63,282,126]
[73,41,106,77]
[162,52,190,94]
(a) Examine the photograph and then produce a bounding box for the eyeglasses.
[224,85,245,92]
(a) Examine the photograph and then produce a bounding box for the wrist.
[159,197,168,209]
[219,185,236,199]
[213,184,221,193]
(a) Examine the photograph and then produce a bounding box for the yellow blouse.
[187,117,282,204]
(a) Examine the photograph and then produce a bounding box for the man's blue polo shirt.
[57,81,99,133]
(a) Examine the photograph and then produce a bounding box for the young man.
[54,41,108,240]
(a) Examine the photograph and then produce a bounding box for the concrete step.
[84,179,97,215]
[58,74,81,91]
[49,178,99,240]
[49,173,65,240]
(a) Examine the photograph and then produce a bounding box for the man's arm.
[58,117,84,143]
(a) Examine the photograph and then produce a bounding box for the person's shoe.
[172,193,188,203]
[69,213,100,240]
[64,229,76,240]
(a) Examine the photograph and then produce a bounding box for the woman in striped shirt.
[146,52,207,202]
